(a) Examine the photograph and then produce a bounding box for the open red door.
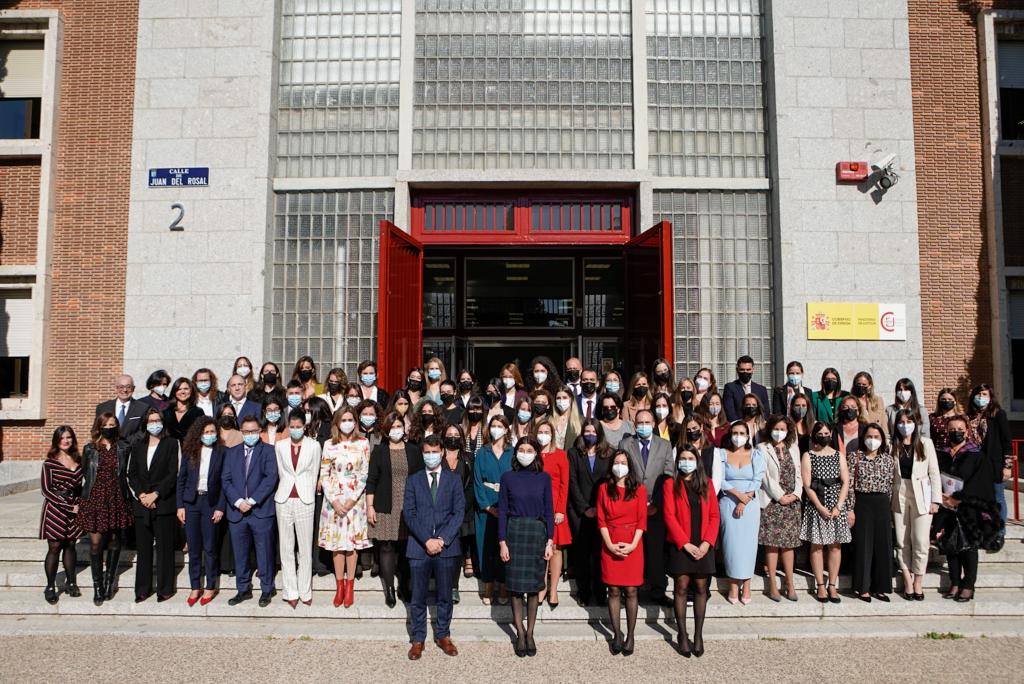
[625,221,674,374]
[377,221,423,394]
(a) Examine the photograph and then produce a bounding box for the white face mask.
[339,420,356,435]
[533,371,547,384]
[896,390,912,403]
[897,422,915,438]
[695,377,709,392]
[611,463,629,479]
[708,404,721,417]
[516,451,536,467]
[731,434,748,448]
[771,430,787,444]
[555,398,571,414]
[536,433,552,447]
[655,406,669,420]
[489,426,507,441]
[153,385,168,396]
[236,367,251,378]
[864,437,882,453]
[346,397,361,408]
[502,377,515,390]
[388,428,404,442]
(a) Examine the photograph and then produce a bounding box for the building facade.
[1,0,1016,461]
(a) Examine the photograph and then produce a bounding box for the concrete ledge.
[0,461,41,497]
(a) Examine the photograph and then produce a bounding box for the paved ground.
[0,633,1021,682]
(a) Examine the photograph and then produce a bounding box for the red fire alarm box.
[836,161,869,182]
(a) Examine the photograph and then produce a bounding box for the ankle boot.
[343,578,355,608]
[103,548,121,600]
[90,554,104,606]
[333,579,345,607]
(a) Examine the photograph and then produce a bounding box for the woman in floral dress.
[319,406,372,608]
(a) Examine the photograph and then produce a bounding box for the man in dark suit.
[403,435,464,660]
[96,374,148,440]
[576,368,600,420]
[224,374,261,426]
[722,355,770,422]
[620,409,674,606]
[564,357,583,397]
[567,425,610,606]
[222,416,279,607]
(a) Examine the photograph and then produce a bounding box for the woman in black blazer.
[127,408,180,602]
[567,419,613,606]
[966,384,1012,532]
[162,377,205,442]
[771,361,815,416]
[366,412,424,607]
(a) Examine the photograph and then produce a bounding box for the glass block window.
[271,190,394,372]
[646,0,767,178]
[654,190,774,386]
[413,0,634,170]
[277,1,402,178]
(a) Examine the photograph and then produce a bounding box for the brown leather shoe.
[435,637,458,656]
[408,642,425,660]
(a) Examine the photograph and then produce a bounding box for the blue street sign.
[148,167,209,188]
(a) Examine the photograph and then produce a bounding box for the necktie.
[641,439,650,468]
[586,400,593,419]
[117,402,126,427]
[430,471,438,503]
[243,447,253,499]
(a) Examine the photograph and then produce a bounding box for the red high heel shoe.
[343,578,355,608]
[199,591,217,606]
[186,592,201,607]
[333,579,345,608]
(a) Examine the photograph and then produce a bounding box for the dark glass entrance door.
[469,339,576,385]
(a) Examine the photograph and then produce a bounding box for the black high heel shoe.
[622,634,634,656]
[693,634,705,658]
[954,589,974,603]
[827,583,841,604]
[525,634,537,657]
[44,586,58,605]
[610,631,623,655]
[678,632,692,657]
[814,582,828,604]
[65,582,81,598]
[514,635,527,658]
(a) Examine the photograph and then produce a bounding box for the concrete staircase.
[2,489,1023,629]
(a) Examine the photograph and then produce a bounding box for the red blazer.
[662,477,720,550]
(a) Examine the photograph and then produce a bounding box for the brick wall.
[0,1,137,460]
[0,160,40,266]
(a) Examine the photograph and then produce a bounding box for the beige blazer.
[274,436,322,505]
[756,442,802,508]
[891,436,942,516]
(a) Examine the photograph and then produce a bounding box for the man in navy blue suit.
[721,355,770,423]
[224,374,260,426]
[222,415,278,607]
[403,435,465,660]
[576,368,600,420]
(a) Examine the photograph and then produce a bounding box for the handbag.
[932,510,969,556]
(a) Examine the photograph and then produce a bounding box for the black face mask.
[685,429,703,442]
[737,371,754,384]
[565,369,581,383]
[948,430,966,445]
[939,399,955,412]
[742,405,759,418]
[532,402,550,416]
[421,414,435,426]
[791,406,808,420]
[263,372,278,387]
[407,379,424,392]
[298,370,314,382]
[219,416,237,430]
[100,427,118,440]
[443,435,462,451]
[822,378,838,393]
[632,386,648,399]
[326,382,342,394]
[580,381,597,396]
[654,372,672,385]
[458,381,473,393]
[467,411,484,423]
[852,384,868,398]
[813,433,831,447]
[487,391,501,404]
[681,390,694,403]
[602,406,618,421]
[840,407,859,422]
[441,393,456,405]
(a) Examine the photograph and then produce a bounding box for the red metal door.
[624,221,674,374]
[377,221,424,393]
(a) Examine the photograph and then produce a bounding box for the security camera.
[871,153,899,191]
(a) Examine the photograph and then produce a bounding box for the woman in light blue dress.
[717,421,766,605]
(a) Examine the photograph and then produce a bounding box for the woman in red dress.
[535,419,571,608]
[597,449,647,656]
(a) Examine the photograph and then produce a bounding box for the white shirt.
[230,397,246,414]
[146,443,158,469]
[568,382,581,397]
[425,464,443,486]
[196,395,214,417]
[503,388,516,408]
[198,446,212,491]
[115,399,131,417]
[320,393,344,413]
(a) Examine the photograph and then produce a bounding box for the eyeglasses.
[115,384,134,390]
[241,430,260,436]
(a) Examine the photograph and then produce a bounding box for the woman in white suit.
[890,408,942,601]
[756,416,803,602]
[275,410,322,607]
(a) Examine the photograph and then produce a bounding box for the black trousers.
[642,507,668,599]
[134,512,176,597]
[852,493,893,594]
[218,515,234,573]
[311,491,331,574]
[572,516,604,602]
[947,548,979,590]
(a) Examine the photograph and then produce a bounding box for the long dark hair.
[892,408,925,462]
[183,416,217,467]
[573,418,612,459]
[47,425,80,464]
[169,377,196,409]
[673,443,707,499]
[305,396,333,441]
[142,407,166,439]
[91,412,118,446]
[604,449,640,501]
[967,383,1001,418]
[512,436,544,473]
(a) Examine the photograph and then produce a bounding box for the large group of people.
[37,354,1012,659]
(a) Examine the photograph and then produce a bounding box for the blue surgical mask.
[265,411,281,423]
[427,369,442,381]
[287,395,302,408]
[423,452,443,469]
[361,373,376,386]
[636,424,653,439]
[360,415,376,428]
[678,460,697,474]
[146,422,163,436]
[787,374,801,387]
[243,434,260,447]
[289,427,305,441]
[517,410,532,424]
[200,433,217,446]
[196,381,211,394]
[583,434,598,446]
[973,395,990,409]
[605,381,620,394]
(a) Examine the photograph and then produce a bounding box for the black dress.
[667,487,716,576]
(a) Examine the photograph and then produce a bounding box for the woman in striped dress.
[40,426,83,604]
